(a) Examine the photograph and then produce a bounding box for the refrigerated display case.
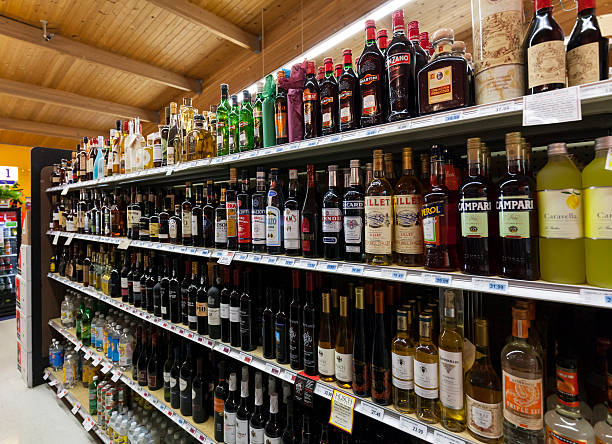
[0,207,20,318]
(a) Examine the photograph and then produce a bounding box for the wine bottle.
[169,257,181,323]
[220,267,231,342]
[147,330,162,391]
[263,287,276,359]
[392,308,415,413]
[301,164,322,258]
[229,268,242,347]
[170,341,182,409]
[358,20,387,126]
[163,338,174,402]
[214,361,227,442]
[120,252,130,303]
[215,186,228,249]
[415,313,440,423]
[236,366,251,444]
[203,180,215,248]
[226,168,239,251]
[137,327,149,387]
[196,261,209,335]
[365,150,394,265]
[264,393,282,443]
[352,287,371,397]
[180,342,193,416]
[224,372,239,444]
[318,292,335,382]
[208,265,222,339]
[240,269,255,351]
[192,356,208,424]
[182,181,193,246]
[191,185,203,247]
[131,324,142,381]
[275,288,289,364]
[180,257,191,325]
[303,272,317,376]
[289,270,303,370]
[335,294,353,389]
[343,159,365,261]
[249,372,266,444]
[251,168,267,252]
[237,169,252,251]
[282,396,296,444]
[371,288,391,405]
[266,168,284,254]
[160,256,170,320]
[322,165,343,260]
[320,58,339,135]
[284,169,301,256]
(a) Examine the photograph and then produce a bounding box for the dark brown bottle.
[523,0,565,95]
[358,20,387,127]
[319,58,339,135]
[301,165,321,258]
[567,0,609,87]
[275,70,289,144]
[338,49,360,132]
[377,28,388,56]
[303,61,321,139]
[386,9,417,120]
[409,22,429,83]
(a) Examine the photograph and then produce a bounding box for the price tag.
[265,256,277,265]
[434,430,464,444]
[411,116,433,128]
[302,139,319,148]
[422,273,452,286]
[265,363,281,377]
[111,370,122,382]
[200,249,210,257]
[165,167,174,176]
[363,267,382,278]
[382,268,407,281]
[314,383,334,400]
[92,356,102,366]
[83,349,92,360]
[236,254,248,261]
[75,342,83,352]
[117,238,131,250]
[64,234,75,246]
[359,401,384,421]
[206,438,216,444]
[472,278,508,293]
[71,402,81,414]
[101,362,112,374]
[57,388,68,399]
[443,112,461,123]
[82,417,95,431]
[399,416,428,439]
[52,233,60,245]
[48,378,58,386]
[328,135,341,143]
[239,352,252,364]
[523,86,581,126]
[215,344,231,355]
[316,262,338,272]
[281,370,296,383]
[580,288,612,306]
[339,264,364,276]
[328,390,356,433]
[197,433,206,442]
[213,250,223,258]
[289,143,300,150]
[248,254,262,263]
[298,260,317,269]
[43,371,50,380]
[281,258,295,267]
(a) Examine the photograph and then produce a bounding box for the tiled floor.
[0,318,97,444]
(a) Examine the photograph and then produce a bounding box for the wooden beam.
[0,117,98,140]
[0,16,202,93]
[147,0,260,52]
[0,78,159,123]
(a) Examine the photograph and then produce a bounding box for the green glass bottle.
[239,90,254,152]
[262,74,277,148]
[253,85,264,149]
[82,300,92,346]
[216,84,230,156]
[76,296,84,339]
[229,94,240,154]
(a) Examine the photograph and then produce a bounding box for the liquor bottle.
[423,144,458,271]
[191,185,203,247]
[410,22,429,81]
[275,71,289,145]
[352,287,371,397]
[187,260,199,330]
[169,342,182,407]
[220,267,231,343]
[358,20,386,127]
[266,168,284,254]
[227,168,239,251]
[377,28,388,56]
[249,372,266,444]
[169,203,182,245]
[583,136,612,287]
[371,288,391,405]
[418,28,470,114]
[168,257,180,323]
[163,338,173,402]
[318,292,335,382]
[282,396,296,444]
[365,150,394,265]
[392,308,415,413]
[303,272,317,376]
[415,313,440,423]
[239,270,254,351]
[214,362,227,441]
[137,328,149,386]
[237,170,252,251]
[147,330,162,390]
[158,193,170,243]
[284,169,301,256]
[275,289,289,364]
[230,268,242,347]
[215,186,228,249]
[498,132,539,280]
[342,160,365,262]
[192,356,208,424]
[196,261,209,335]
[286,271,302,372]
[322,165,343,260]
[224,372,239,444]
[536,143,584,284]
[338,49,360,131]
[393,147,424,266]
[181,182,193,246]
[216,84,230,156]
[501,306,544,443]
[239,89,255,151]
[386,9,416,120]
[319,58,339,135]
[594,360,612,443]
[123,252,132,304]
[203,180,215,248]
[208,265,222,339]
[236,366,251,444]
[251,167,267,252]
[264,393,282,443]
[303,61,321,139]
[229,94,240,154]
[334,294,353,389]
[302,164,322,258]
[263,287,276,359]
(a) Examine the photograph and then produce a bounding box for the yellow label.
[393,194,423,254]
[428,66,453,104]
[584,187,612,239]
[537,189,583,239]
[567,42,600,87]
[365,196,393,254]
[473,7,524,72]
[527,40,566,89]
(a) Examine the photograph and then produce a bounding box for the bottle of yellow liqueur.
[365,150,394,265]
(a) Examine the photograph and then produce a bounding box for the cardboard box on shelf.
[21,209,30,246]
[15,274,30,314]
[17,339,33,388]
[18,244,31,281]
[15,307,31,353]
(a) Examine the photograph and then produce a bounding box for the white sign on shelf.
[399,416,428,439]
[523,86,582,126]
[472,278,508,293]
[217,251,235,265]
[71,402,81,415]
[328,390,356,434]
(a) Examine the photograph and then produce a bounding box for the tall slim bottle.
[371,288,391,406]
[216,84,230,156]
[302,272,317,376]
[237,170,252,251]
[322,165,343,260]
[335,294,353,389]
[352,287,371,397]
[266,168,284,254]
[365,150,394,265]
[239,90,254,151]
[317,292,335,382]
[301,165,321,258]
[392,309,415,413]
[303,61,321,139]
[251,168,267,252]
[275,71,289,145]
[227,168,239,251]
[289,270,303,370]
[415,313,440,424]
[284,169,301,256]
[343,160,365,262]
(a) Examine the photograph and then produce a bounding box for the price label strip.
[71,402,81,415]
[328,390,357,434]
[399,416,428,440]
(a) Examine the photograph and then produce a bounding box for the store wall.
[0,144,32,218]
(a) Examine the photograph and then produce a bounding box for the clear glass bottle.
[415,313,440,424]
[317,292,335,382]
[392,308,415,413]
[365,150,394,265]
[61,294,75,328]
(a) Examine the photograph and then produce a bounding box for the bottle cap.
[432,28,454,43]
[306,61,316,74]
[365,19,376,29]
[547,143,567,156]
[595,136,612,151]
[452,40,466,52]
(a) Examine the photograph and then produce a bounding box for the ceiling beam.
[147,0,260,52]
[0,78,159,123]
[0,16,202,93]
[0,117,98,141]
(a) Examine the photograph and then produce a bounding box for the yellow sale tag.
[328,390,356,434]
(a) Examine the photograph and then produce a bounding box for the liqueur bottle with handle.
[567,0,609,87]
[275,71,289,145]
[423,144,458,271]
[497,132,539,280]
[343,159,365,262]
[523,0,565,95]
[322,165,343,260]
[365,150,394,265]
[334,294,353,389]
[415,313,440,424]
[319,58,339,135]
[301,164,322,258]
[303,61,321,139]
[392,308,415,413]
[338,49,360,132]
[386,8,416,120]
[352,287,371,397]
[371,288,391,405]
[358,20,387,127]
[317,292,335,382]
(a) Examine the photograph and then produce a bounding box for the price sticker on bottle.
[71,402,81,415]
[328,390,356,433]
[358,401,384,421]
[399,416,428,439]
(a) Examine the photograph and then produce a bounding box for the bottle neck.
[365,27,376,44]
[468,161,483,177]
[430,159,445,187]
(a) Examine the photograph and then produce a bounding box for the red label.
[303,91,318,101]
[214,397,224,413]
[360,74,379,85]
[301,216,311,252]
[238,210,251,244]
[386,53,411,68]
[339,91,352,100]
[556,368,579,408]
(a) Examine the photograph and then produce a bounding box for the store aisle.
[0,318,97,444]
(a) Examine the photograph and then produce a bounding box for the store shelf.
[49,272,480,444]
[42,368,112,443]
[46,79,612,193]
[47,230,612,309]
[48,318,217,444]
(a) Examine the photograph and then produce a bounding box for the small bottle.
[415,313,440,424]
[317,292,335,382]
[392,309,415,413]
[334,294,353,389]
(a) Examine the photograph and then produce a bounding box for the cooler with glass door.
[0,207,21,317]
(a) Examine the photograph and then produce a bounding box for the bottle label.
[196,301,208,317]
[163,371,170,383]
[546,427,588,444]
[266,206,282,247]
[191,215,198,236]
[169,219,178,240]
[584,187,612,239]
[236,418,249,444]
[170,376,177,388]
[556,367,579,408]
[414,360,438,399]
[303,324,315,367]
[362,94,377,116]
[230,305,241,323]
[422,202,443,245]
[537,189,583,239]
[252,208,266,245]
[340,98,353,124]
[304,102,313,125]
[322,208,343,236]
[208,307,221,325]
[303,91,318,102]
[284,208,300,249]
[439,349,463,409]
[318,346,335,376]
[528,40,566,89]
[132,281,141,294]
[567,42,600,87]
[226,201,237,238]
[238,207,251,243]
[394,194,423,254]
[502,371,543,430]
[473,6,523,72]
[275,112,288,139]
[264,436,281,444]
[220,303,229,319]
[428,66,453,104]
[321,97,334,128]
[386,52,412,85]
[459,197,491,238]
[365,196,393,254]
[224,411,236,444]
[466,395,503,439]
[497,196,534,239]
[215,219,227,243]
[344,214,363,248]
[391,352,414,390]
[249,426,264,444]
[335,351,353,382]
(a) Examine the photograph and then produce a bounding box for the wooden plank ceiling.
[0,0,611,149]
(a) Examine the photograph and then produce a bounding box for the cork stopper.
[432,28,454,44]
[505,132,522,146]
[452,40,466,52]
[595,136,612,151]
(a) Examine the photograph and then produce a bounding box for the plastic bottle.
[119,327,134,371]
[96,315,105,351]
[111,324,122,364]
[61,294,74,328]
[63,353,76,388]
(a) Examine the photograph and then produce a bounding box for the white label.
[248,426,264,444]
[71,402,81,414]
[215,219,227,243]
[392,352,414,390]
[170,376,177,388]
[236,418,249,444]
[335,351,353,382]
[537,189,583,239]
[344,215,362,245]
[220,303,229,319]
[230,306,241,323]
[318,346,335,376]
[467,395,503,439]
[322,208,343,233]
[329,390,356,433]
[132,281,140,293]
[414,360,438,399]
[208,307,220,325]
[523,86,581,126]
[439,349,463,409]
[266,206,281,247]
[283,208,300,249]
[117,238,131,250]
[224,411,236,444]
